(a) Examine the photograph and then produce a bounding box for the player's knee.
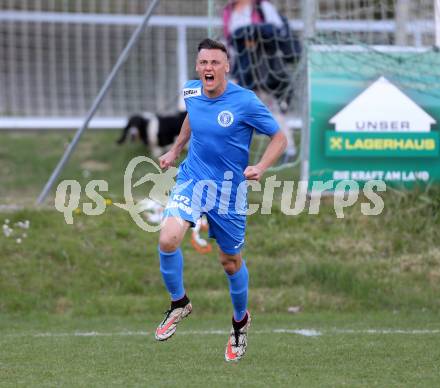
[220,253,242,275]
[158,232,181,252]
[158,218,189,252]
[222,261,237,275]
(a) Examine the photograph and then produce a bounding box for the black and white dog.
[117,111,186,157]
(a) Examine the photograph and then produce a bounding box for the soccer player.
[155,38,287,362]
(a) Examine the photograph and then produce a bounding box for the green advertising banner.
[308,47,440,190]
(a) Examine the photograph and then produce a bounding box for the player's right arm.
[159,114,191,169]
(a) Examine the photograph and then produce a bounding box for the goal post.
[435,0,440,47]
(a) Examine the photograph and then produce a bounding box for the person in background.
[222,0,297,160]
[223,0,285,89]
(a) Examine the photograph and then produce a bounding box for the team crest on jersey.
[182,88,201,98]
[217,111,234,127]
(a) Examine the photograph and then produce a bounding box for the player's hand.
[244,164,265,181]
[159,149,178,170]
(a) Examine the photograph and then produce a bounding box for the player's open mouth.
[205,74,214,85]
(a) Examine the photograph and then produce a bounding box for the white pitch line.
[4,329,321,339]
[33,331,150,338]
[273,329,322,337]
[3,328,440,339]
[332,329,440,335]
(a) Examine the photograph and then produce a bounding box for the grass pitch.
[1,131,440,386]
[1,312,440,387]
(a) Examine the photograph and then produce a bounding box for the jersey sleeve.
[181,80,202,110]
[244,92,280,136]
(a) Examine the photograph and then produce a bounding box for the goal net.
[220,1,438,167]
[308,0,439,97]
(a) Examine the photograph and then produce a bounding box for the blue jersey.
[181,80,279,187]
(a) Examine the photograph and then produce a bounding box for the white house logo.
[329,76,436,133]
[218,110,234,127]
[183,88,201,98]
[326,76,438,158]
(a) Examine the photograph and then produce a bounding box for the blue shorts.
[163,172,246,255]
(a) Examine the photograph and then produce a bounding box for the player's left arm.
[244,130,287,181]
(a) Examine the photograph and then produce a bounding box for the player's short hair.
[197,38,229,59]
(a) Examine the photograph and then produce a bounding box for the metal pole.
[395,0,409,46]
[435,0,440,48]
[303,0,317,39]
[177,25,188,89]
[300,0,316,185]
[36,0,160,205]
[207,0,214,38]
